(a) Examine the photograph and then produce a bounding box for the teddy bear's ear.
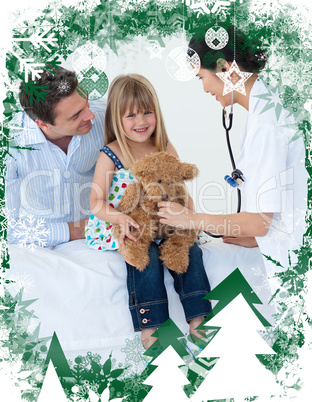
[180,163,199,181]
[130,160,146,178]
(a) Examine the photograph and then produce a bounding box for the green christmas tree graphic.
[38,361,68,402]
[197,268,272,332]
[143,318,189,362]
[143,345,190,402]
[191,294,281,401]
[44,332,73,380]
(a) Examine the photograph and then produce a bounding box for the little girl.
[85,74,211,348]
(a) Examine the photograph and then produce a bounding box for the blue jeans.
[126,242,212,331]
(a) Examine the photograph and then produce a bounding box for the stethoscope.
[205,81,245,238]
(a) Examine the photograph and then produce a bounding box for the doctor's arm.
[157,202,273,238]
[222,236,258,248]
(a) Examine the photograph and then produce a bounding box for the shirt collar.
[10,112,47,146]
[248,77,267,114]
[10,112,82,149]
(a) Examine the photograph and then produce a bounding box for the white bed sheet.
[6,239,275,360]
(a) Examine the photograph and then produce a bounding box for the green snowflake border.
[1,0,312,401]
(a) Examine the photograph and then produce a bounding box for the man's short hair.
[19,66,77,125]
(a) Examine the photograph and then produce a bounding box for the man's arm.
[68,219,89,241]
[5,155,80,248]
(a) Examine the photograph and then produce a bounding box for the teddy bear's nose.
[161,194,168,201]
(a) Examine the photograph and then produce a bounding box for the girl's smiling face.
[196,67,233,108]
[121,106,156,144]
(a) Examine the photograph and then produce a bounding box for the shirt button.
[142,318,148,324]
[140,309,145,314]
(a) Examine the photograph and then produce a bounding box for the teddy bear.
[112,152,200,274]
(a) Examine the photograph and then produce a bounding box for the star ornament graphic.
[146,42,165,60]
[216,60,253,96]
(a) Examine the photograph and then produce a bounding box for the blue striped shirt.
[5,101,106,247]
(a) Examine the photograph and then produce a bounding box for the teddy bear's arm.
[118,182,141,214]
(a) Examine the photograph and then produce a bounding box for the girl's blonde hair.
[104,74,170,166]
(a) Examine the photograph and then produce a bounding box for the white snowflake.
[5,271,34,296]
[11,215,50,252]
[0,358,35,398]
[250,266,273,294]
[259,61,280,86]
[0,327,11,342]
[57,80,71,95]
[132,0,150,12]
[12,27,57,54]
[277,361,302,397]
[299,27,312,45]
[9,8,43,32]
[69,387,89,402]
[3,207,17,232]
[117,0,150,13]
[8,113,38,147]
[249,0,286,20]
[185,0,211,17]
[74,0,101,15]
[117,0,134,12]
[27,318,40,334]
[261,219,291,256]
[283,60,312,92]
[0,343,13,363]
[261,327,278,345]
[292,208,307,230]
[5,79,21,96]
[121,335,147,367]
[290,7,311,33]
[121,365,150,398]
[55,23,69,38]
[0,239,9,264]
[266,38,287,70]
[16,315,33,333]
[276,296,304,333]
[278,17,295,35]
[158,0,179,12]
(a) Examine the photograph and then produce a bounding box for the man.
[5,66,106,247]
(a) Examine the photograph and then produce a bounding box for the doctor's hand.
[223,236,258,248]
[157,201,196,229]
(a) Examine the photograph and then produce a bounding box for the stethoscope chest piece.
[224,168,245,188]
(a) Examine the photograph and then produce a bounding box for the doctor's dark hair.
[188,25,267,73]
[19,66,77,124]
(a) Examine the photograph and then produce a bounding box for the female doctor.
[158,26,307,278]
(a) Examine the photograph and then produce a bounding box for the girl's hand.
[222,236,258,248]
[157,201,196,229]
[116,215,140,248]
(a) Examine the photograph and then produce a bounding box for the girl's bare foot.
[141,327,157,350]
[189,316,206,341]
